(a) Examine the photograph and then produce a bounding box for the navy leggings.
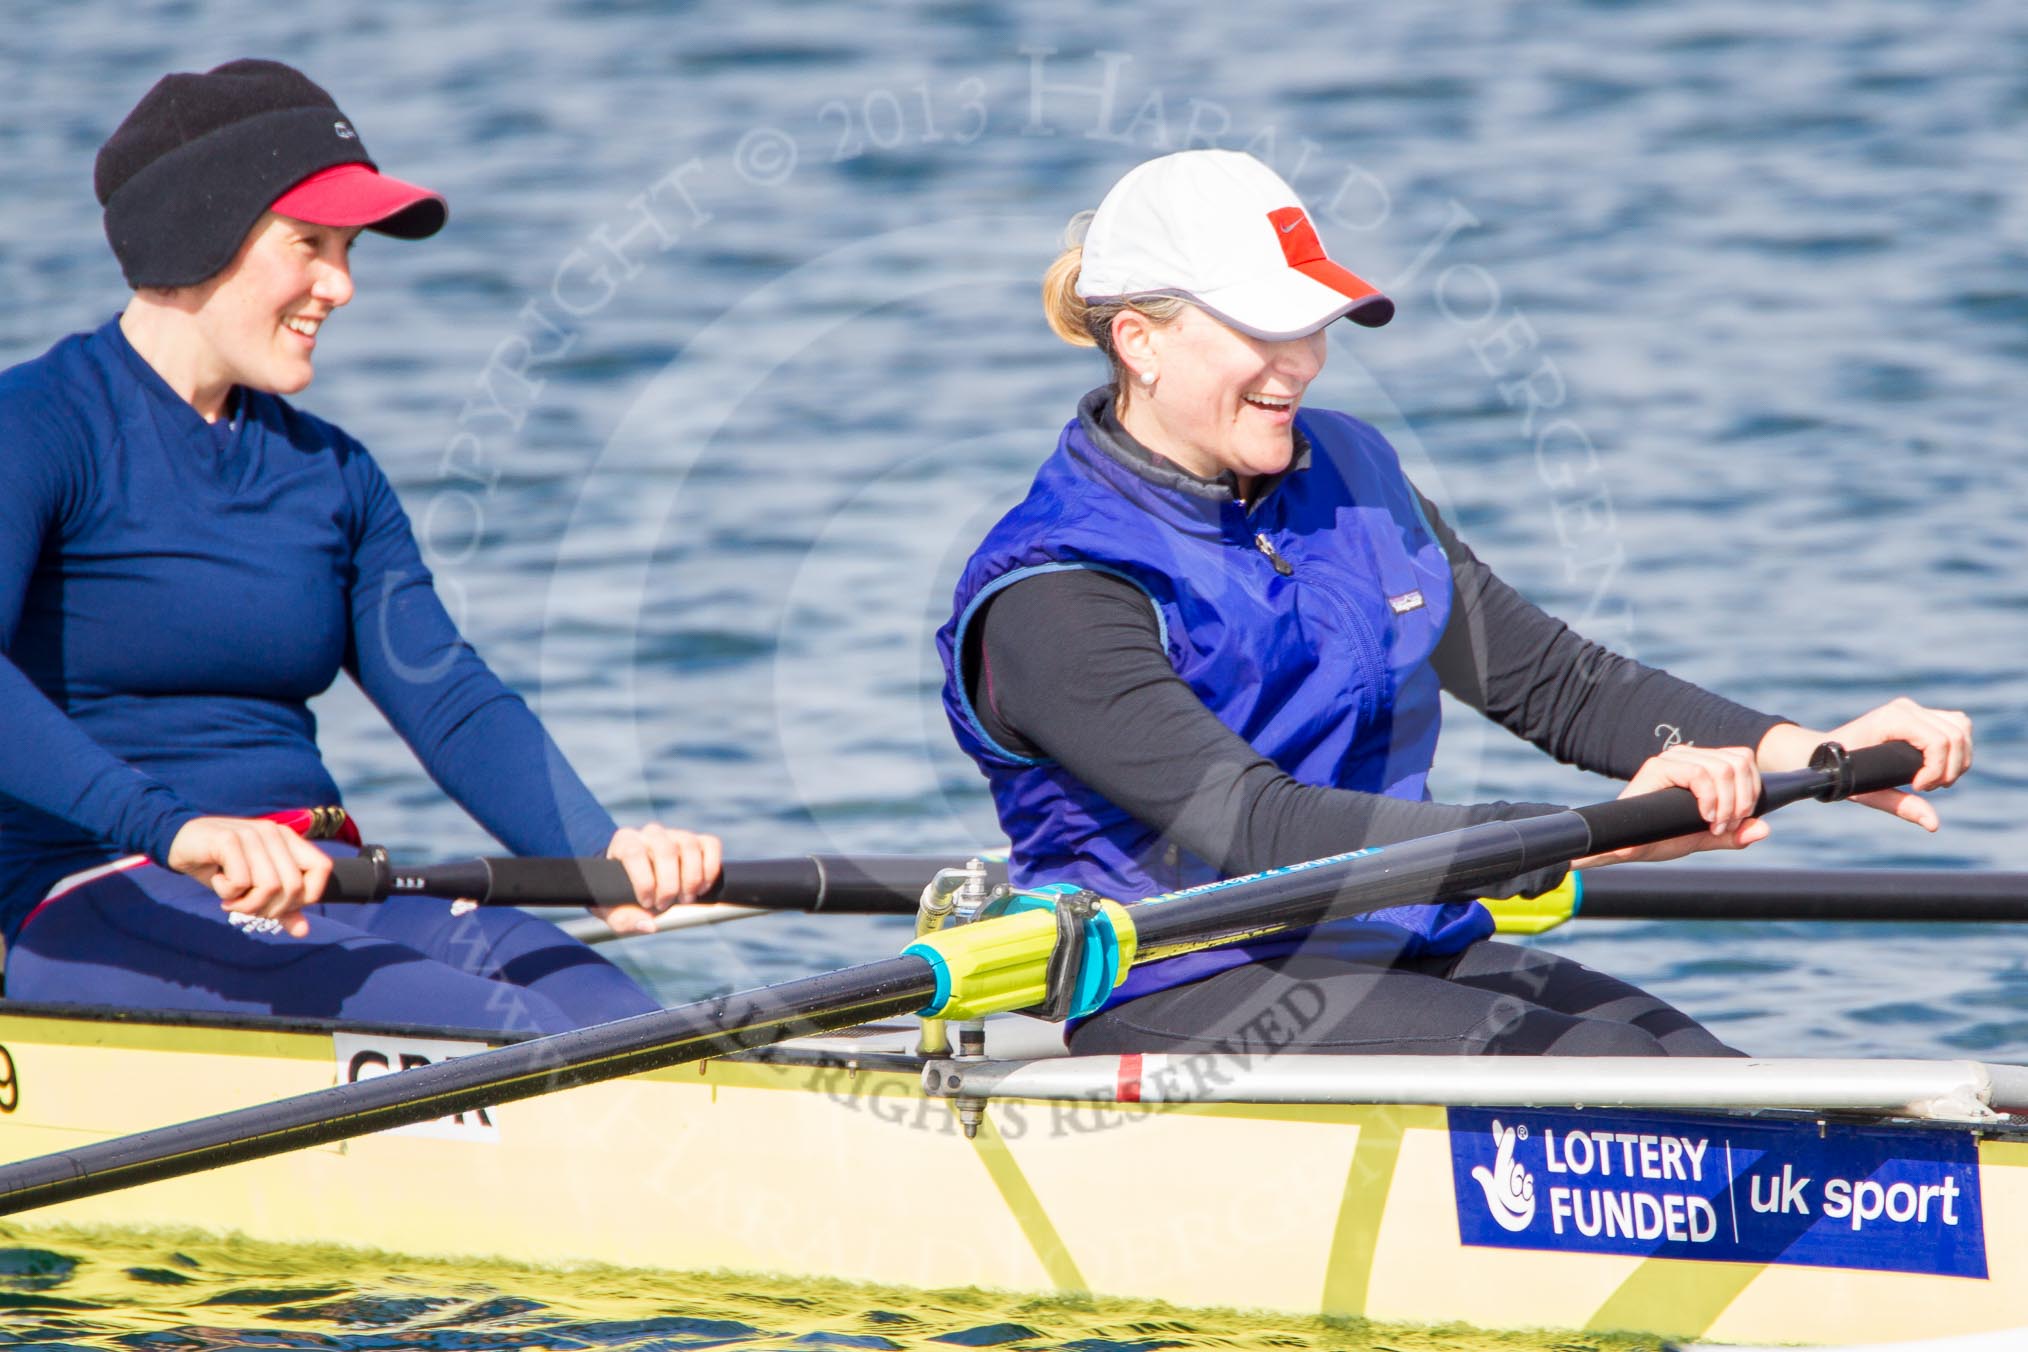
[1068,941,1741,1058]
[6,858,661,1037]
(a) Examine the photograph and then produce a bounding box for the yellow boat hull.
[3,1004,2024,1346]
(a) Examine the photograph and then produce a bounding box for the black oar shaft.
[1578,867,2028,922]
[719,855,1002,913]
[365,747,1907,927]
[1128,744,1923,960]
[1130,814,1588,961]
[0,957,935,1214]
[324,853,980,913]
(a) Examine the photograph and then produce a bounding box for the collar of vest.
[1075,387,1314,498]
[1067,387,1314,538]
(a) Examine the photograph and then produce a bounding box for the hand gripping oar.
[0,740,1919,1215]
[323,851,984,914]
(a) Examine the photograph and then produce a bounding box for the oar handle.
[1571,741,1923,851]
[323,854,636,907]
[323,852,969,913]
[1122,741,1928,961]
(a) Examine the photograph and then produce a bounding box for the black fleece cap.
[95,58,446,289]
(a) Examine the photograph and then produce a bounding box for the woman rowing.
[0,60,719,1035]
[939,149,1971,1057]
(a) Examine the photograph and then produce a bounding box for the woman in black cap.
[0,60,716,1034]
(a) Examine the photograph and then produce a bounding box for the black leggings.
[1068,941,1742,1058]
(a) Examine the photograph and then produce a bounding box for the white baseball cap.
[1076,149,1393,340]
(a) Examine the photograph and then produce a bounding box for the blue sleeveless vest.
[937,396,1493,1001]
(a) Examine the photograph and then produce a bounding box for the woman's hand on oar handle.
[1573,745,1770,869]
[166,817,335,938]
[1758,698,1973,831]
[591,823,724,935]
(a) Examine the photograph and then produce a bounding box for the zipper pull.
[1254,533,1294,577]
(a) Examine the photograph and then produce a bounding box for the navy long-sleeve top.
[0,317,616,940]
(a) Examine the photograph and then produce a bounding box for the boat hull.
[3,1003,2025,1346]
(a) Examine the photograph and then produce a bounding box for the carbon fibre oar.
[1487,864,2028,931]
[0,740,1919,1215]
[544,860,2026,944]
[324,851,1000,914]
[329,849,2023,941]
[1064,743,1925,972]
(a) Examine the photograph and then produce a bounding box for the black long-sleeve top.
[968,401,1787,886]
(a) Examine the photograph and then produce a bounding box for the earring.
[1139,370,1156,387]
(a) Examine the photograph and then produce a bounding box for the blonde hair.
[1040,211,1189,407]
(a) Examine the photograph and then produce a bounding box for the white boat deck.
[1677,1330,2028,1352]
[779,1019,2028,1124]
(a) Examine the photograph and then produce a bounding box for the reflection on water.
[0,1227,1650,1352]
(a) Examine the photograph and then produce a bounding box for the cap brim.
[1190,264,1393,341]
[271,163,447,239]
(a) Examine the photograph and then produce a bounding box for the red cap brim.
[1267,206,1392,327]
[271,163,447,239]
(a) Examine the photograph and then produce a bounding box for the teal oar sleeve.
[903,885,1138,1021]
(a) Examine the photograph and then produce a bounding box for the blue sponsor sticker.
[1448,1107,1985,1278]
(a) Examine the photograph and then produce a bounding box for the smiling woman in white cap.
[0,60,718,1034]
[937,149,1972,1057]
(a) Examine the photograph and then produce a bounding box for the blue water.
[4,7,2026,1054]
